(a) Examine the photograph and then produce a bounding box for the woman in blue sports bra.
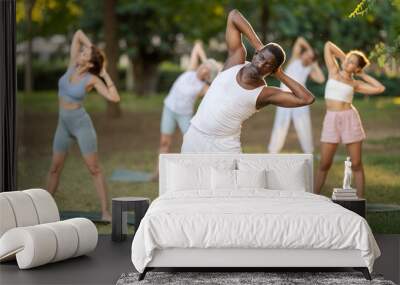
[46,30,120,222]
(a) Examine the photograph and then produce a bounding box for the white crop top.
[324,78,354,103]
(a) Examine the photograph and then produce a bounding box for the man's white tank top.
[190,62,264,137]
[280,59,312,92]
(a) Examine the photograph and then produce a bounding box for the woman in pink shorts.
[314,41,385,198]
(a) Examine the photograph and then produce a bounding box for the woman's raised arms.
[355,72,385,95]
[324,41,345,76]
[291,37,312,61]
[91,67,120,103]
[69,30,92,67]
[188,41,208,71]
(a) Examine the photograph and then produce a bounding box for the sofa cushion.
[24,189,59,224]
[0,218,97,269]
[0,196,17,237]
[0,192,39,227]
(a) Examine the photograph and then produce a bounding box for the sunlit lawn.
[17,91,400,234]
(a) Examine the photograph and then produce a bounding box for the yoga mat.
[367,203,400,213]
[109,169,152,183]
[60,211,136,224]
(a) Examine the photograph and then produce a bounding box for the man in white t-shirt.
[268,37,325,154]
[152,42,220,179]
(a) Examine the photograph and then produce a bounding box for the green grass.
[17,91,400,234]
[18,91,165,113]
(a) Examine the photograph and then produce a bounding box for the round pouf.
[112,197,150,242]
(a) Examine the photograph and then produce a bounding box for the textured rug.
[116,271,395,285]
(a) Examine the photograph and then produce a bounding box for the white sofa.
[0,189,98,269]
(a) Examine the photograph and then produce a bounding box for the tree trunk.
[125,58,134,92]
[260,0,269,43]
[104,0,121,118]
[24,0,34,95]
[132,56,159,96]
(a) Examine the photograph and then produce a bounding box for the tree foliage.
[17,0,400,91]
[350,0,400,74]
[16,0,82,42]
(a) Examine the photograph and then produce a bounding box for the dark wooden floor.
[0,235,134,285]
[0,235,399,285]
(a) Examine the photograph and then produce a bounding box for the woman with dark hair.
[181,9,315,153]
[46,30,120,221]
[315,41,385,198]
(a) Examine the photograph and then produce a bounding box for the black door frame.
[0,0,17,192]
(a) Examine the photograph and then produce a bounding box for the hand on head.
[273,67,284,78]
[100,62,107,77]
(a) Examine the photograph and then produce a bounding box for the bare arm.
[223,9,263,71]
[256,68,315,109]
[291,37,312,60]
[188,41,208,70]
[309,62,326,84]
[91,71,120,102]
[324,41,345,76]
[69,30,92,67]
[197,84,209,98]
[354,72,385,95]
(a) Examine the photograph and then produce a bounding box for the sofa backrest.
[159,154,313,195]
[0,189,60,238]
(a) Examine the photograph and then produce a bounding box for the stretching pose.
[46,30,120,221]
[181,10,315,153]
[159,41,219,152]
[151,42,219,180]
[315,41,385,198]
[268,37,325,154]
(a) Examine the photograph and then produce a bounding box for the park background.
[16,0,400,234]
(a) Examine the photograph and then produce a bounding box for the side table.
[332,198,366,218]
[112,197,150,242]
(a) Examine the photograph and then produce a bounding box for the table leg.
[112,201,123,242]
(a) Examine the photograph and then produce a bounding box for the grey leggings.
[53,107,97,155]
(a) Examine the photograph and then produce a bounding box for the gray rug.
[116,272,395,285]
